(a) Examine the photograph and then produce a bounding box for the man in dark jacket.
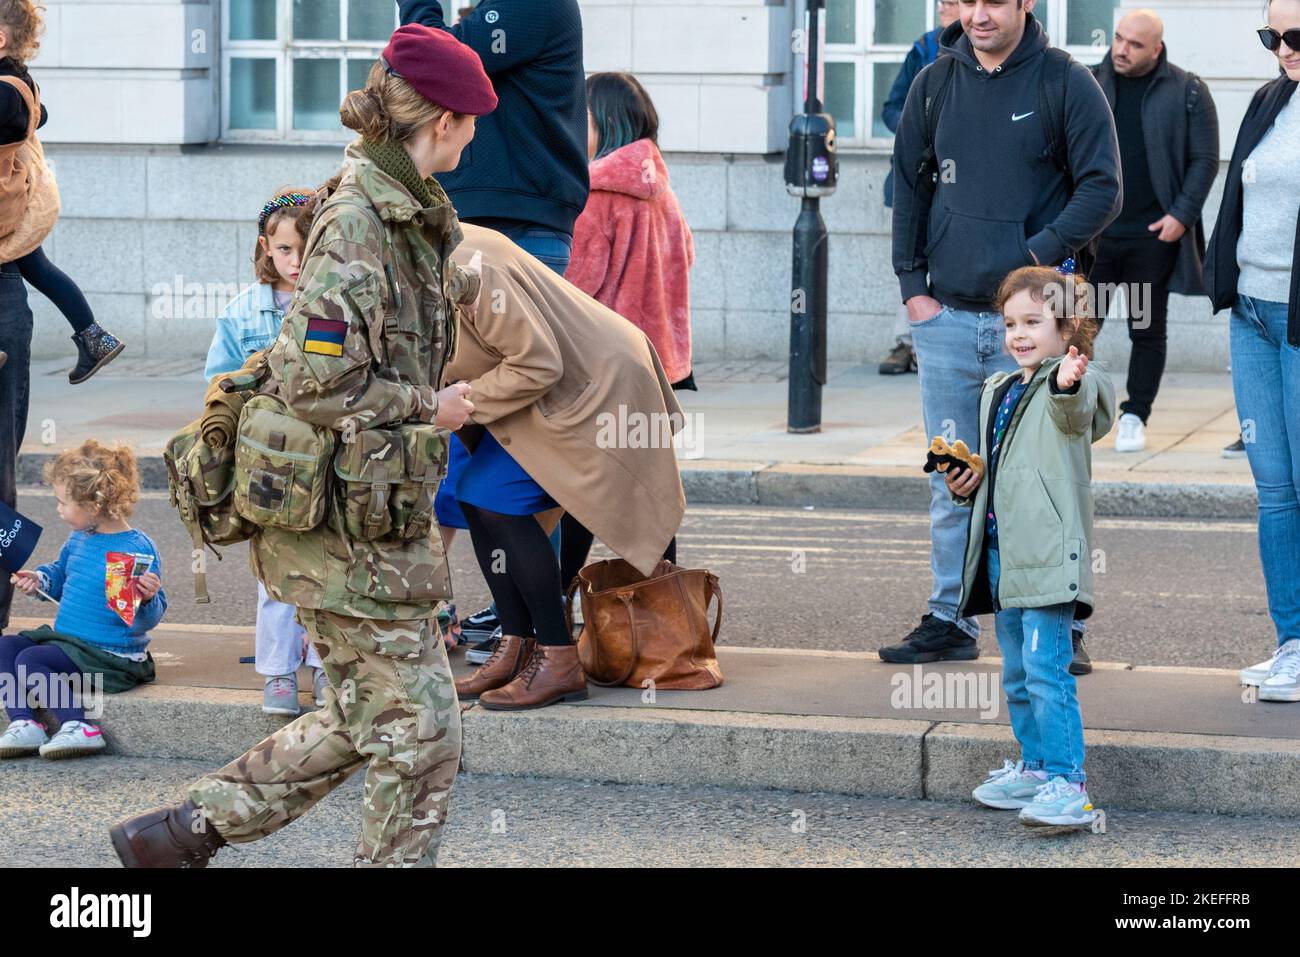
[879,0,959,376]
[1091,10,1219,454]
[880,0,1121,670]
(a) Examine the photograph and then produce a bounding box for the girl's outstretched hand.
[1056,345,1089,391]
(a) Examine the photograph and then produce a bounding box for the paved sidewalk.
[23,357,1246,478]
[6,615,1296,818]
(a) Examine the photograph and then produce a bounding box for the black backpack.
[911,46,1098,276]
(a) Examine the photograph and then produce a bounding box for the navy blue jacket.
[891,14,1121,310]
[882,27,941,208]
[398,0,590,235]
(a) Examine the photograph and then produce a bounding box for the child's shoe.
[1018,777,1096,827]
[1258,639,1300,702]
[69,322,125,384]
[312,667,329,708]
[972,760,1043,809]
[39,720,106,759]
[262,674,300,716]
[0,719,48,757]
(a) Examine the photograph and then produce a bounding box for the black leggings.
[460,503,571,646]
[559,512,677,590]
[15,246,95,334]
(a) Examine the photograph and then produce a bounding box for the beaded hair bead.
[258,192,314,233]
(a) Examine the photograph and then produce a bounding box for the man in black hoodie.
[880,0,1120,668]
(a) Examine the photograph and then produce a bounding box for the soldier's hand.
[436,381,475,430]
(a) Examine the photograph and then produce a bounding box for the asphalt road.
[9,489,1270,668]
[0,756,1294,868]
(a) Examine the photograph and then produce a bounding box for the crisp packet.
[105,551,153,627]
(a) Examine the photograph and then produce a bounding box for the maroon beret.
[381,24,498,116]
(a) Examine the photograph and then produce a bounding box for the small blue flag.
[0,499,41,575]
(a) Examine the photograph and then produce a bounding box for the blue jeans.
[987,548,1086,783]
[1230,294,1300,648]
[0,263,32,631]
[909,307,1019,637]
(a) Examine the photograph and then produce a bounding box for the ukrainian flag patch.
[302,317,347,357]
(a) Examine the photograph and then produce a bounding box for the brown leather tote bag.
[567,558,724,690]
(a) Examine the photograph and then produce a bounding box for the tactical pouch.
[389,422,448,542]
[343,533,453,604]
[234,394,335,532]
[332,428,403,540]
[164,425,256,602]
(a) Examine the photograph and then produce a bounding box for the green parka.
[955,354,1115,620]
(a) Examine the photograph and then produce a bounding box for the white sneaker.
[1240,648,1284,687]
[1259,639,1300,703]
[312,668,329,708]
[38,720,106,759]
[1114,412,1146,453]
[0,719,48,758]
[262,674,300,716]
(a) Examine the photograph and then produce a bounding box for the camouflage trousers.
[188,608,462,867]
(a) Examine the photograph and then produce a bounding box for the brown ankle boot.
[479,643,588,711]
[455,634,535,700]
[109,798,227,868]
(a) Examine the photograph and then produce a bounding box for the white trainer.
[0,719,48,758]
[38,720,106,759]
[1259,639,1300,703]
[1114,412,1146,453]
[1241,648,1284,687]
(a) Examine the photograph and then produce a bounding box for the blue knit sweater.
[34,529,167,654]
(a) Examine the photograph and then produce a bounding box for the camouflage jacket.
[249,140,478,620]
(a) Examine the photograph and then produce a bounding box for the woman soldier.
[108,25,494,868]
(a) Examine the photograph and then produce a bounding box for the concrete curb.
[11,688,1296,817]
[17,453,1255,519]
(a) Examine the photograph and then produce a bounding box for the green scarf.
[361,137,446,211]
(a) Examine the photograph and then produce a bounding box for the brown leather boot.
[109,798,227,868]
[455,634,535,700]
[479,642,588,710]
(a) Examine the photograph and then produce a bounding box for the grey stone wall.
[32,144,1230,373]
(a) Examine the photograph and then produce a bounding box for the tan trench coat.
[444,223,687,576]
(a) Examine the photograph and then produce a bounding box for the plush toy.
[923,436,985,477]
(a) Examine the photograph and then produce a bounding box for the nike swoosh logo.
[1012,111,1035,121]
[82,728,103,738]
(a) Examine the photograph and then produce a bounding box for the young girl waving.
[1,441,164,758]
[945,264,1114,827]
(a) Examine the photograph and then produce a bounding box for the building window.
[223,0,399,142]
[817,0,1118,148]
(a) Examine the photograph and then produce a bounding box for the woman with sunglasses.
[1204,0,1300,703]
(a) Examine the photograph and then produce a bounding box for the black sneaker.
[878,341,917,376]
[1222,436,1247,459]
[460,605,500,642]
[1069,628,1092,676]
[465,627,502,666]
[878,614,979,663]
